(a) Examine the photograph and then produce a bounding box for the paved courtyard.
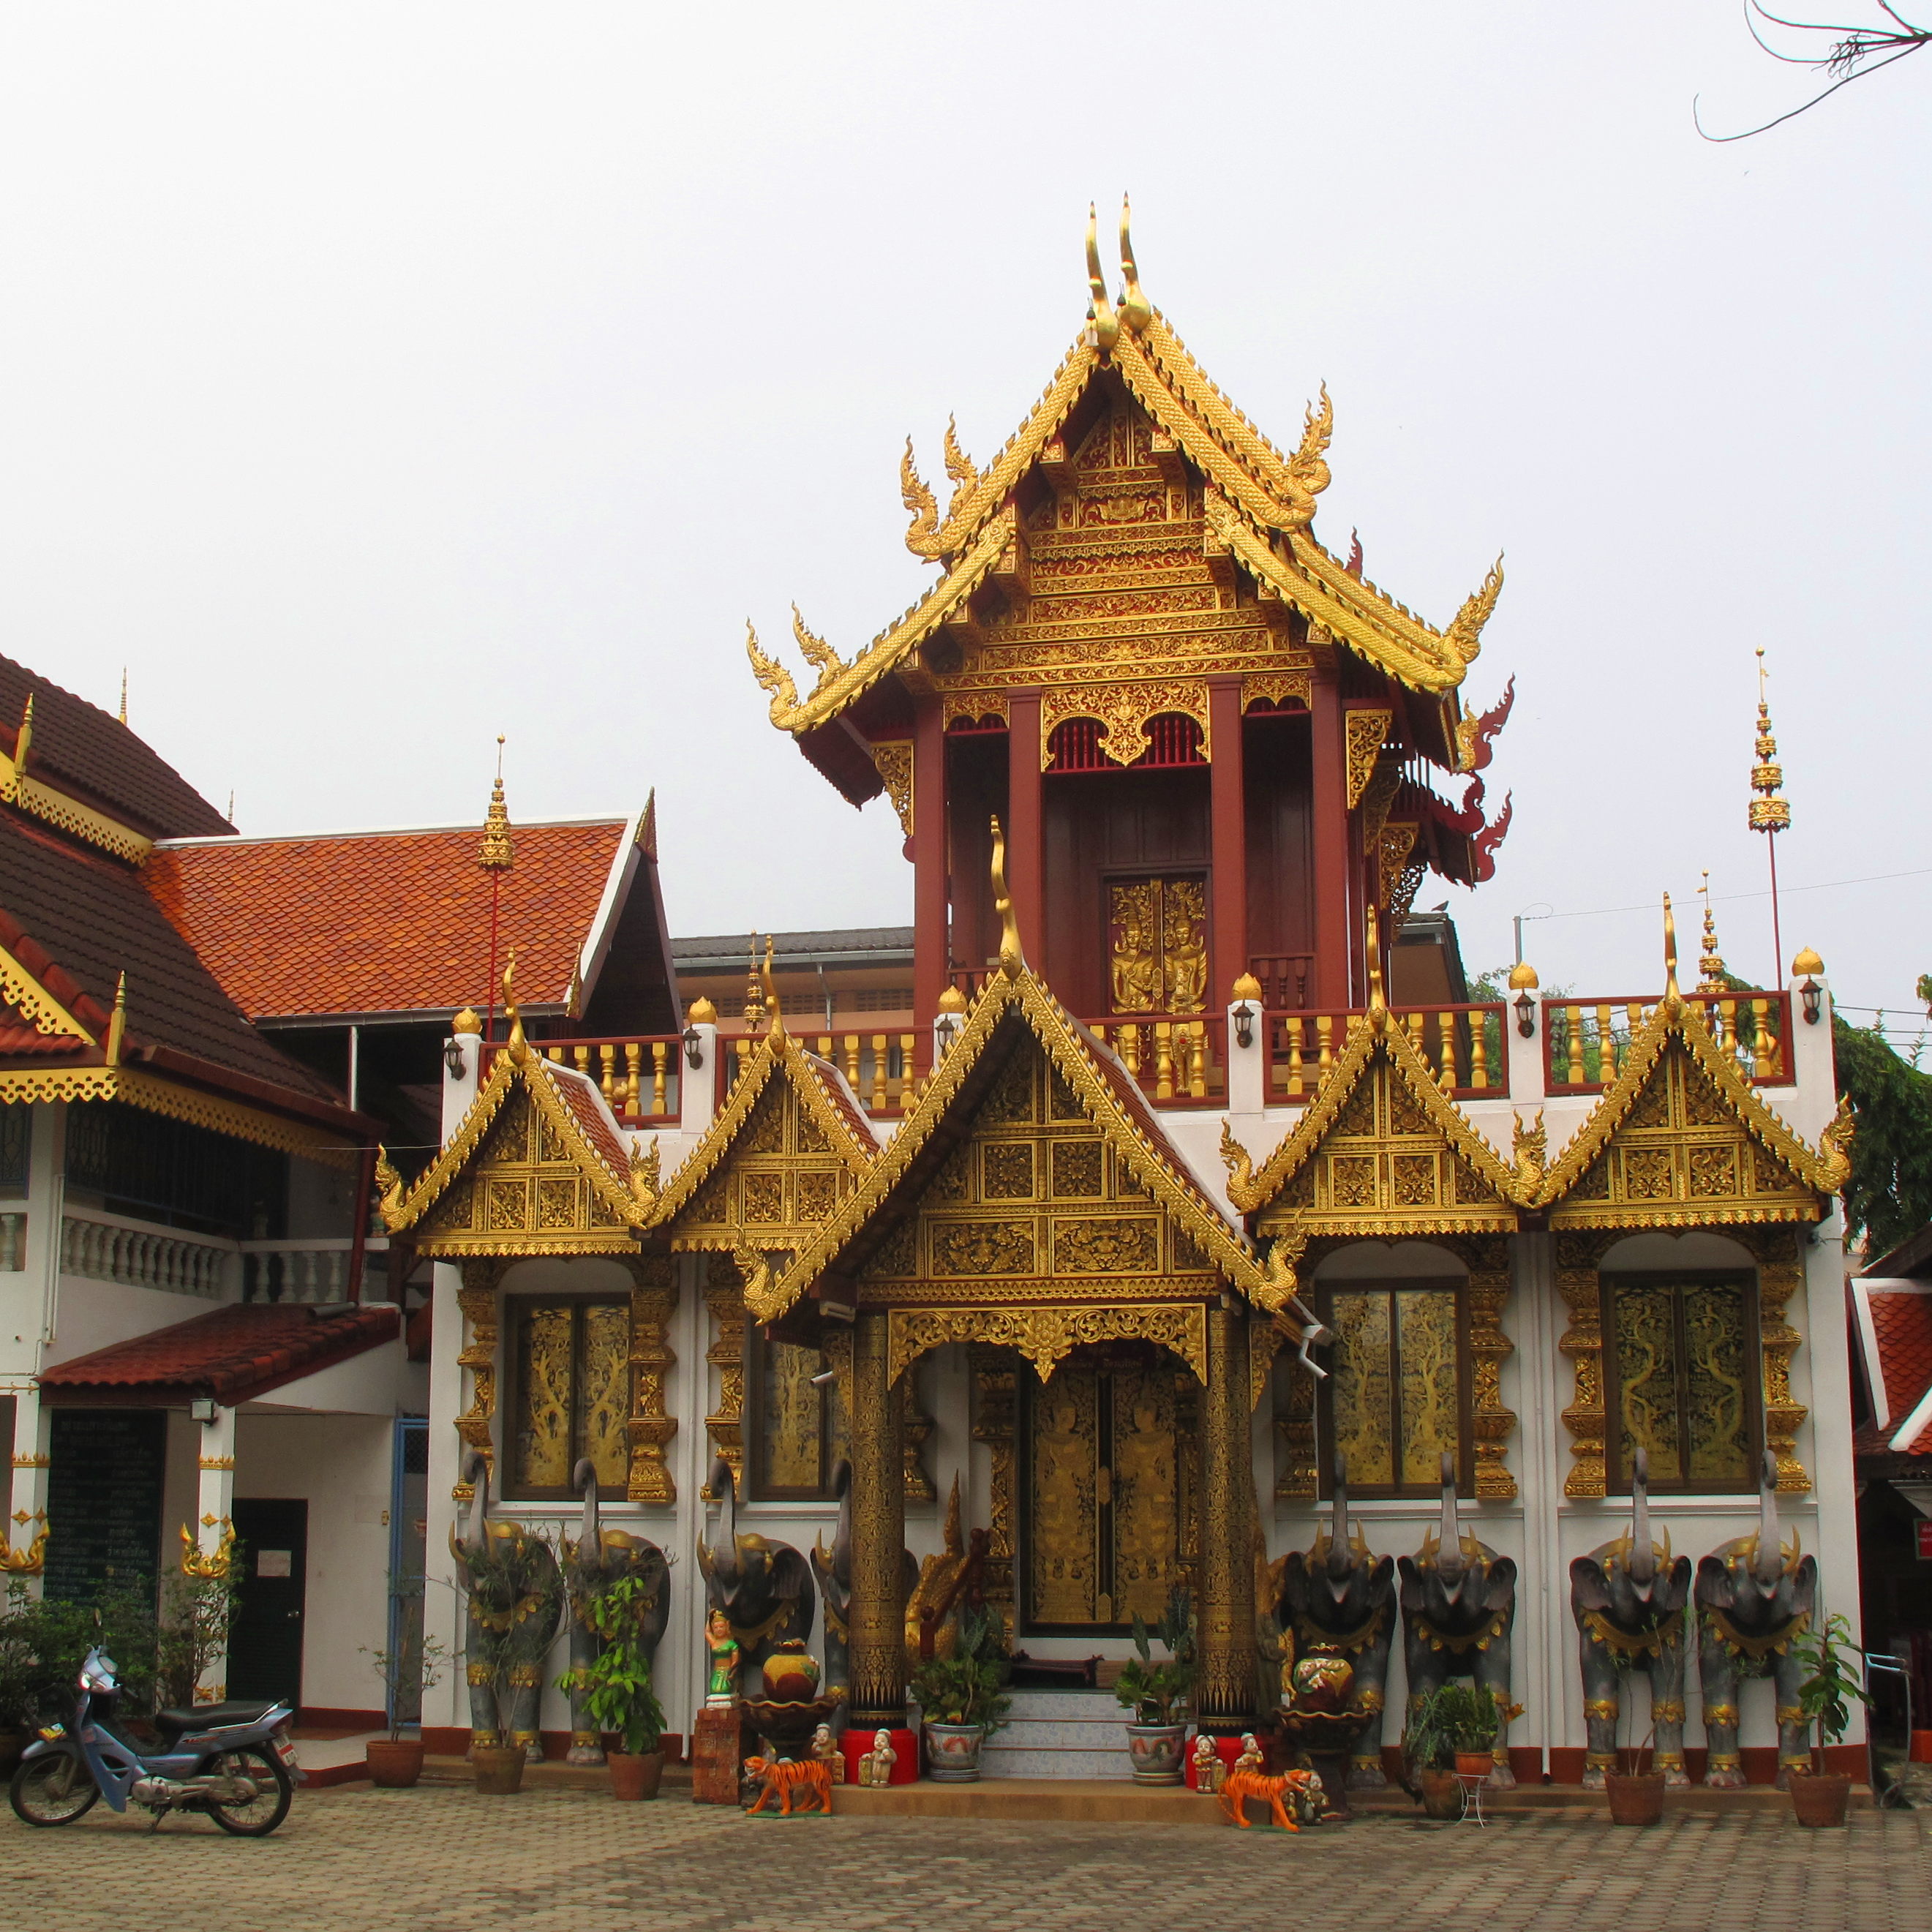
[6,1784,1928,1932]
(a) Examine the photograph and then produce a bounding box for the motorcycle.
[10,1645,303,1836]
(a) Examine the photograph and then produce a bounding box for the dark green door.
[226,1499,307,1709]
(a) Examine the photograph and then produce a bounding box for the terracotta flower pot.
[1454,1752,1494,1781]
[472,1743,527,1794]
[608,1750,664,1802]
[1417,1768,1462,1819]
[1605,1770,1666,1827]
[1789,1770,1852,1828]
[366,1739,426,1789]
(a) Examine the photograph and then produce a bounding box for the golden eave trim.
[1533,995,1844,1211]
[647,1034,876,1234]
[0,942,94,1042]
[0,753,154,867]
[407,1231,644,1258]
[383,1050,642,1236]
[1229,1012,1525,1215]
[748,971,1272,1326]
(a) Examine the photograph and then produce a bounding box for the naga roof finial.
[1119,195,1151,333]
[1366,902,1387,1021]
[1084,204,1119,353]
[763,936,785,1042]
[1662,893,1680,1005]
[503,947,528,1063]
[991,814,1024,980]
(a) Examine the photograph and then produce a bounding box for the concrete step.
[985,1691,1141,1779]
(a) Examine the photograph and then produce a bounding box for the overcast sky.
[1,6,1925,1037]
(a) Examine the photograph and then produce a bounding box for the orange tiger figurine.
[1218,1764,1325,1831]
[743,1754,834,1816]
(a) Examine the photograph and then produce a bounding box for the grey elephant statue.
[560,1456,672,1764]
[1694,1452,1819,1789]
[1397,1454,1519,1787]
[449,1451,565,1761]
[697,1454,815,1695]
[1271,1455,1395,1787]
[811,1458,920,1712]
[1568,1447,1694,1787]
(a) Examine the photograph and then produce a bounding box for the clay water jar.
[1417,1768,1462,1819]
[366,1739,426,1789]
[1789,1770,1852,1828]
[472,1743,527,1794]
[608,1751,664,1801]
[1605,1770,1666,1827]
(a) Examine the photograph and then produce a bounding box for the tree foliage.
[1832,1012,1932,1255]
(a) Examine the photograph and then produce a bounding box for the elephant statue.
[1397,1454,1519,1787]
[811,1459,920,1713]
[449,1452,565,1761]
[1694,1452,1819,1789]
[1272,1455,1396,1788]
[697,1454,815,1696]
[1568,1447,1694,1787]
[560,1456,672,1764]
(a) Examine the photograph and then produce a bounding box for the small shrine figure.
[1192,1733,1225,1794]
[704,1609,740,1707]
[811,1723,843,1783]
[1233,1732,1264,1776]
[858,1728,897,1786]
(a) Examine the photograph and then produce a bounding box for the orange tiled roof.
[146,821,628,1020]
[1868,1286,1932,1435]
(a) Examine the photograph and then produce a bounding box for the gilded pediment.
[1227,1015,1524,1237]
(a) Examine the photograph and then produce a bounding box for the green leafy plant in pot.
[558,1572,668,1800]
[361,1585,452,1789]
[909,1606,1010,1783]
[1405,1681,1498,1817]
[1789,1612,1870,1828]
[1113,1586,1196,1785]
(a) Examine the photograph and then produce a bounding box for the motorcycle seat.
[153,1702,278,1738]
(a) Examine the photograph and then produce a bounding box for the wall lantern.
[1231,1001,1255,1050]
[1514,990,1536,1038]
[1508,961,1540,1039]
[683,1023,704,1070]
[934,1013,961,1057]
[1800,978,1822,1026]
[443,1036,467,1080]
[190,1396,218,1427]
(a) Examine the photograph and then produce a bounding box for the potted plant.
[557,1573,668,1801]
[1112,1587,1196,1785]
[1604,1728,1665,1828]
[908,1606,1010,1782]
[1405,1682,1495,1818]
[361,1589,451,1789]
[1789,1612,1871,1828]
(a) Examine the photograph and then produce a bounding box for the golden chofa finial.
[743,935,764,1026]
[990,813,1024,979]
[478,736,514,873]
[1662,892,1680,1004]
[1365,903,1387,1021]
[14,694,33,772]
[762,936,785,1042]
[1696,871,1729,993]
[106,971,127,1067]
[1119,196,1151,333]
[1084,204,1119,353]
[1748,648,1791,837]
[503,948,528,1063]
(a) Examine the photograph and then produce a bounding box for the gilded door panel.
[1395,1289,1459,1489]
[1327,1291,1394,1488]
[514,1307,574,1490]
[1109,1366,1179,1626]
[1683,1281,1751,1488]
[1029,1365,1100,1625]
[1611,1284,1683,1484]
[576,1303,633,1487]
[1106,873,1209,1015]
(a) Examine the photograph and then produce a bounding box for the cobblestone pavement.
[6,1786,1929,1932]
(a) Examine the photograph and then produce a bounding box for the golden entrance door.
[1107,875,1208,1014]
[1023,1353,1184,1631]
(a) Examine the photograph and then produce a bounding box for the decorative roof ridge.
[749,516,1012,736]
[1223,1009,1524,1216]
[647,1031,877,1232]
[1135,309,1296,491]
[153,813,630,852]
[743,967,1277,1327]
[381,1045,644,1237]
[1531,994,1851,1208]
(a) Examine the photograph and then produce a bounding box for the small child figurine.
[812,1723,843,1783]
[704,1609,740,1707]
[1233,1732,1264,1776]
[859,1728,897,1786]
[1192,1733,1225,1793]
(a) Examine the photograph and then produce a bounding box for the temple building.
[382,213,1862,1786]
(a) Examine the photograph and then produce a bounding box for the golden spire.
[1662,892,1680,1003]
[503,949,527,1063]
[762,936,785,1042]
[1365,903,1387,1020]
[991,814,1023,979]
[478,736,515,873]
[119,669,127,726]
[15,695,33,772]
[1119,195,1151,333]
[1748,649,1791,837]
[105,971,127,1066]
[1696,871,1729,993]
[1084,204,1119,353]
[743,935,764,1026]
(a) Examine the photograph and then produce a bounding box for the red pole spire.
[1748,650,1791,982]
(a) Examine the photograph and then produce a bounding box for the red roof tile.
[0,655,232,840]
[146,821,628,1020]
[1868,1288,1932,1427]
[549,1064,632,1179]
[40,1302,400,1405]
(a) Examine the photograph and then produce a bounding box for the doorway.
[226,1498,308,1709]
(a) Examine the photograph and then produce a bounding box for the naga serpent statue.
[1271,1455,1395,1787]
[1397,1454,1519,1787]
[560,1456,671,1764]
[1568,1447,1694,1786]
[1694,1452,1819,1789]
[450,1451,565,1760]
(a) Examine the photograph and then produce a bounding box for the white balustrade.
[0,1209,24,1271]
[60,1210,234,1299]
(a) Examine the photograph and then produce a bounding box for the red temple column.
[1007,693,1045,976]
[1208,678,1247,1008]
[912,700,949,1030]
[1309,665,1351,1008]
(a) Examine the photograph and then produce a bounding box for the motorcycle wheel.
[10,1753,100,1826]
[203,1746,292,1837]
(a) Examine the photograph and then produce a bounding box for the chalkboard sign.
[44,1410,165,1606]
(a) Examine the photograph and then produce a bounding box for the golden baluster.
[1285,1016,1304,1100]
[624,1041,642,1114]
[816,1034,832,1060]
[1119,1023,1142,1079]
[1565,1004,1585,1086]
[574,1044,591,1078]
[1405,1011,1424,1058]
[870,1034,887,1110]
[546,1046,564,1064]
[1597,1005,1616,1089]
[899,1033,915,1105]
[1316,1013,1334,1075]
[1470,1010,1489,1090]
[1437,1012,1455,1092]
[735,1035,753,1081]
[1762,999,1782,1080]
[843,1034,861,1090]
[650,1041,668,1116]
[1751,999,1773,1080]
[1154,1022,1175,1100]
[597,1042,616,1102]
[1711,997,1730,1053]
[1627,1002,1644,1050]
[1187,1020,1206,1099]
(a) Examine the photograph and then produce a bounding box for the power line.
[1519,864,1932,925]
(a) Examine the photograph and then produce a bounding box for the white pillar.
[194,1403,238,1701]
[422,1259,468,1742]
[443,1020,482,1143]
[1506,968,1546,1110]
[679,1024,718,1136]
[1225,996,1265,1118]
[6,1388,52,1594]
